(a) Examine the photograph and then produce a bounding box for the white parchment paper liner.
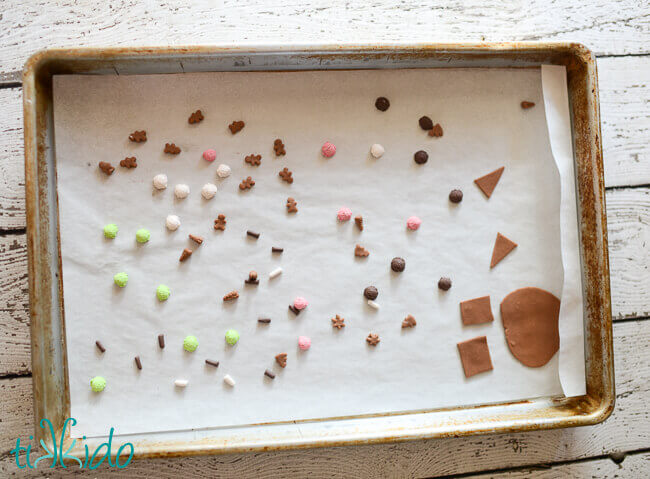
[52,67,585,438]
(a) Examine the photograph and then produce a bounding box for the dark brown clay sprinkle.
[95,341,106,353]
[521,101,536,109]
[258,318,271,324]
[414,150,429,165]
[158,334,165,349]
[364,286,379,300]
[134,356,142,370]
[419,116,434,131]
[289,305,301,315]
[391,257,406,272]
[375,97,390,111]
[272,246,284,253]
[264,369,276,379]
[449,189,463,203]
[438,277,452,291]
[247,230,260,239]
[205,359,220,368]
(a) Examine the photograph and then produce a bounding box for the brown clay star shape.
[229,121,245,134]
[275,353,287,368]
[355,244,369,257]
[164,143,181,154]
[120,157,137,168]
[245,154,262,166]
[128,130,147,142]
[188,110,204,124]
[98,162,114,175]
[286,197,298,213]
[273,139,286,156]
[402,315,417,328]
[214,214,227,231]
[366,333,380,346]
[331,315,345,329]
[239,176,255,190]
[279,167,293,184]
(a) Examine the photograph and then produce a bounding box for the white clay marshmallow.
[216,164,231,178]
[153,174,168,190]
[201,183,218,200]
[269,267,283,279]
[174,184,190,199]
[166,214,181,231]
[370,144,385,159]
[223,374,236,387]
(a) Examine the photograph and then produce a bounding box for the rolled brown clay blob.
[457,336,493,378]
[490,232,517,268]
[500,287,560,367]
[474,166,504,198]
[460,296,494,325]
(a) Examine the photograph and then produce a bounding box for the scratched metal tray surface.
[23,43,613,459]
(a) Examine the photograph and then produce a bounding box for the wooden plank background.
[0,1,648,476]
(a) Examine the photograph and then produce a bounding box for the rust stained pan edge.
[23,43,612,459]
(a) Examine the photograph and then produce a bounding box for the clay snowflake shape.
[331,315,345,329]
[366,333,380,346]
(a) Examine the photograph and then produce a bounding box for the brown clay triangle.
[490,232,517,268]
[474,166,504,198]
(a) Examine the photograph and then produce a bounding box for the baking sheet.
[52,67,585,438]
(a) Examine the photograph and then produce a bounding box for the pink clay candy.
[321,142,336,158]
[407,216,422,230]
[202,149,217,162]
[298,336,311,350]
[294,297,308,310]
[337,207,352,222]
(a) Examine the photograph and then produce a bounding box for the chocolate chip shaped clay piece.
[500,287,560,368]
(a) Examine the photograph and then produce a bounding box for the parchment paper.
[52,67,585,438]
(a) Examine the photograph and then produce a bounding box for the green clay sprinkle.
[90,376,106,392]
[225,329,240,346]
[113,272,128,287]
[103,223,118,239]
[156,284,171,301]
[136,228,150,243]
[183,335,198,352]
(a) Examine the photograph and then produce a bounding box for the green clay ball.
[136,228,150,243]
[113,272,128,287]
[183,335,198,352]
[225,329,240,346]
[156,285,170,301]
[90,376,106,392]
[103,223,118,239]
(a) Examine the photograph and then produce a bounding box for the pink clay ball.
[406,216,422,230]
[337,207,352,221]
[202,149,217,162]
[298,336,311,350]
[294,297,308,310]
[321,142,336,158]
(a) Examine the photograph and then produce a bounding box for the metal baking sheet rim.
[22,43,614,459]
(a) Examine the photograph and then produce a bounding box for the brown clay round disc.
[500,287,560,368]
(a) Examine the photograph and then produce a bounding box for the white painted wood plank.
[0,319,647,476]
[465,452,650,478]
[0,88,24,230]
[607,187,650,319]
[0,0,648,81]
[600,56,650,187]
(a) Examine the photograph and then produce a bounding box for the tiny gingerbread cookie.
[128,130,147,142]
[273,139,286,156]
[245,154,262,166]
[98,162,114,175]
[229,121,245,134]
[188,110,204,124]
[164,143,181,154]
[239,177,255,190]
[286,197,298,213]
[120,157,137,168]
[214,214,227,231]
[354,244,369,257]
[279,167,293,184]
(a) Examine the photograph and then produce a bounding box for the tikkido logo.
[10,418,134,470]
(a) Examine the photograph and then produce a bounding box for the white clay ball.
[174,184,190,199]
[201,183,218,200]
[165,214,181,231]
[216,164,231,178]
[370,144,385,159]
[153,174,168,190]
